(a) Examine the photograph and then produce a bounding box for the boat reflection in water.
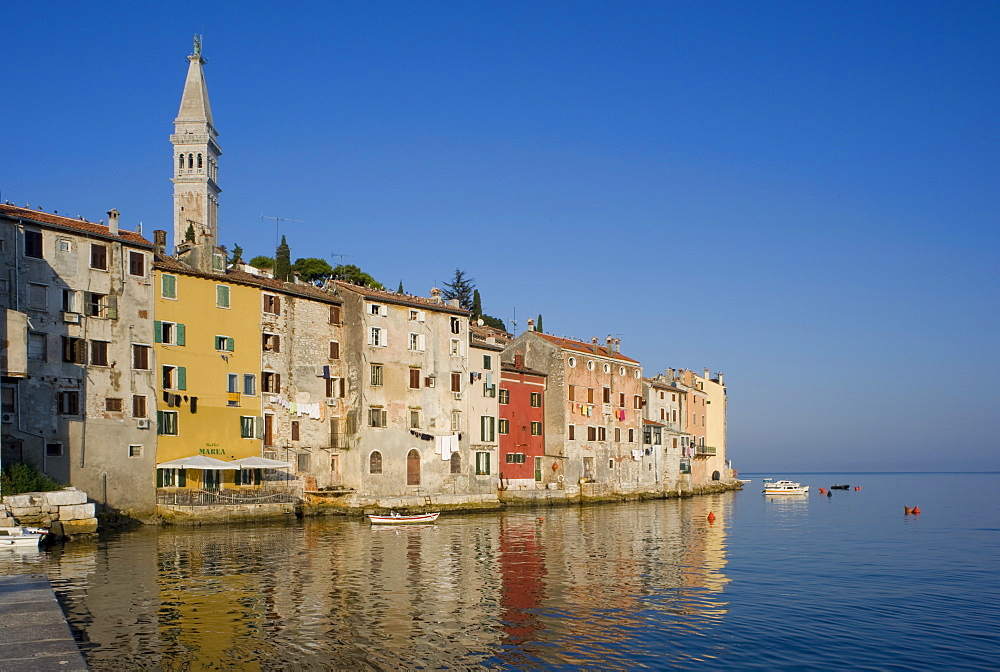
[0,496,733,669]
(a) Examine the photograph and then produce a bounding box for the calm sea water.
[1,472,998,670]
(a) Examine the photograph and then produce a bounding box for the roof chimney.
[606,335,614,351]
[107,209,120,236]
[527,318,535,332]
[153,230,167,256]
[514,353,525,368]
[430,287,443,303]
[717,372,724,386]
[591,337,599,353]
[704,368,710,379]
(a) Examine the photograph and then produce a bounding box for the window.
[369,303,383,316]
[449,339,462,356]
[483,355,492,369]
[568,356,576,368]
[643,426,652,444]
[451,410,461,432]
[297,452,310,472]
[531,421,542,436]
[62,337,86,364]
[587,360,595,371]
[85,292,115,318]
[587,426,597,441]
[481,416,495,442]
[498,419,509,434]
[603,387,611,403]
[371,364,383,386]
[499,388,510,404]
[450,372,461,393]
[262,371,280,393]
[27,332,46,361]
[24,230,43,258]
[369,451,383,474]
[132,344,151,370]
[598,427,606,441]
[161,274,177,299]
[483,382,496,398]
[263,294,280,315]
[326,377,345,398]
[105,398,123,412]
[409,368,421,389]
[132,395,147,418]
[291,421,300,441]
[370,327,385,346]
[587,388,595,404]
[620,366,626,377]
[568,424,575,440]
[128,445,142,458]
[450,452,461,474]
[216,285,230,308]
[609,459,615,470]
[262,333,280,352]
[407,409,422,429]
[619,393,626,407]
[90,341,109,366]
[475,452,491,475]
[368,407,387,428]
[155,321,186,346]
[27,283,47,310]
[228,373,239,394]
[162,365,186,390]
[409,309,424,322]
[408,333,425,351]
[506,453,526,464]
[568,385,575,401]
[128,251,145,276]
[90,244,108,270]
[530,392,542,407]
[62,289,79,313]
[450,317,462,334]
[634,395,643,409]
[46,443,63,457]
[615,427,621,442]
[57,391,80,415]
[215,335,234,352]
[157,410,178,435]
[158,467,185,487]
[329,305,341,324]
[243,374,257,396]
[329,341,340,359]
[628,428,635,442]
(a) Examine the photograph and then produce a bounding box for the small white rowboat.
[368,512,440,525]
[0,526,48,548]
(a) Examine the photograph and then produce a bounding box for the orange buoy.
[819,488,826,494]
[912,506,921,515]
[904,506,914,515]
[854,486,861,491]
[707,512,716,522]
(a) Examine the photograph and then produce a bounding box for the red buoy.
[904,506,915,515]
[912,506,921,515]
[819,488,826,494]
[854,486,861,491]
[707,512,716,522]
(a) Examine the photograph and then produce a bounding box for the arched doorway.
[711,470,721,481]
[407,449,421,485]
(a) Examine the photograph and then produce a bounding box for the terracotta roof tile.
[333,281,469,315]
[0,203,152,247]
[534,332,640,364]
[154,255,341,304]
[501,361,547,377]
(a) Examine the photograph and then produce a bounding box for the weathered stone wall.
[1,488,99,537]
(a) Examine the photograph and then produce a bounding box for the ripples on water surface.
[1,472,998,670]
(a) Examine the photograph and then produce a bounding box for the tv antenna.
[261,214,304,250]
[330,252,353,268]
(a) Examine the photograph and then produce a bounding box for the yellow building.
[153,257,263,491]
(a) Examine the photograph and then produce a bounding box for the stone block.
[50,519,98,536]
[3,494,34,508]
[45,490,88,506]
[10,506,42,518]
[57,503,95,521]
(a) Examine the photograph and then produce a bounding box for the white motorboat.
[762,480,809,495]
[0,526,48,548]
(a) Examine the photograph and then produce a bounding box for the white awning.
[155,455,239,470]
[232,457,294,469]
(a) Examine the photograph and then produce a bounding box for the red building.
[499,356,547,488]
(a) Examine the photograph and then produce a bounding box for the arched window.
[369,451,382,474]
[197,153,203,168]
[407,449,421,485]
[712,470,721,481]
[178,154,184,170]
[450,452,461,474]
[187,154,194,169]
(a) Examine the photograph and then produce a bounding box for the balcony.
[694,445,718,457]
[227,392,241,407]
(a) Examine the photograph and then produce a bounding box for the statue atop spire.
[193,34,202,59]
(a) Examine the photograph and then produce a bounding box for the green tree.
[442,269,475,310]
[249,256,274,269]
[274,235,292,281]
[398,280,405,294]
[471,289,483,318]
[332,264,384,290]
[293,257,333,283]
[480,314,506,331]
[184,223,196,242]
[229,244,244,266]
[536,314,543,333]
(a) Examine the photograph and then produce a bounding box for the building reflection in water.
[0,495,735,669]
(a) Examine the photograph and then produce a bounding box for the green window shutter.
[254,469,262,486]
[156,469,163,487]
[178,469,187,487]
[177,367,187,390]
[226,337,234,352]
[154,321,163,343]
[107,295,118,320]
[156,410,164,435]
[176,324,186,346]
[480,416,487,442]
[255,417,264,439]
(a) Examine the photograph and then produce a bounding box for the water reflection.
[0,495,734,669]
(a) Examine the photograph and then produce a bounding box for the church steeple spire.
[171,35,222,250]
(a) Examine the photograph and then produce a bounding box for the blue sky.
[4,2,998,471]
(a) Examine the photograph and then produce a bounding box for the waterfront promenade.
[0,574,87,671]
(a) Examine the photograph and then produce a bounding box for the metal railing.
[695,446,718,456]
[156,487,299,507]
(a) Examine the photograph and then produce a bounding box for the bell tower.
[171,35,221,250]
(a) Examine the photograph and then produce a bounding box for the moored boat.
[762,480,809,495]
[0,526,48,548]
[368,512,440,525]
[830,484,850,490]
